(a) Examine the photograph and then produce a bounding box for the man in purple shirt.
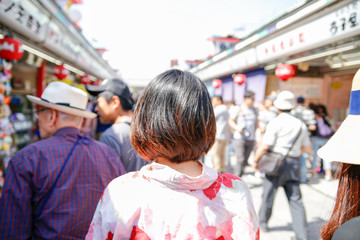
[0,82,126,239]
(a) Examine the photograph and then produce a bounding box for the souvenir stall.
[0,36,24,189]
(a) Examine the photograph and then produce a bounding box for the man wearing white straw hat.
[319,69,360,240]
[0,81,126,239]
[253,90,311,240]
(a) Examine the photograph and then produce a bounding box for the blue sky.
[72,0,304,82]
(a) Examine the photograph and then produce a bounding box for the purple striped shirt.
[0,127,126,239]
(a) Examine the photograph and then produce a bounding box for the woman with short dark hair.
[86,69,259,240]
[131,69,215,165]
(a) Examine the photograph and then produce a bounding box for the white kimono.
[86,161,259,240]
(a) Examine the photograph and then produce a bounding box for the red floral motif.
[221,173,241,188]
[130,226,151,240]
[164,233,171,240]
[197,223,217,239]
[203,173,241,200]
[87,222,95,235]
[149,166,154,171]
[132,172,139,179]
[106,231,114,240]
[142,175,151,182]
[256,227,260,240]
[197,222,232,239]
[203,178,222,200]
[220,220,234,239]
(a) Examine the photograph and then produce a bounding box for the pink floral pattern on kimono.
[86,161,259,240]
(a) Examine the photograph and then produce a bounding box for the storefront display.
[0,59,16,189]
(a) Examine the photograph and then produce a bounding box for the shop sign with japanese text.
[0,0,49,42]
[256,0,360,63]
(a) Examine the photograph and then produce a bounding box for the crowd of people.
[209,90,335,184]
[0,67,358,240]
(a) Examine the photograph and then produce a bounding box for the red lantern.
[54,65,69,80]
[212,79,222,89]
[275,64,297,81]
[0,37,24,61]
[80,75,91,85]
[3,96,11,106]
[93,79,101,86]
[233,74,246,85]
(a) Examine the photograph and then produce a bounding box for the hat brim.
[85,85,106,96]
[318,115,360,165]
[27,95,97,119]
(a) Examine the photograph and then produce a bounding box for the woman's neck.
[155,157,203,177]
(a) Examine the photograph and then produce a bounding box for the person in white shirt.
[253,91,311,240]
[211,96,231,173]
[228,91,258,177]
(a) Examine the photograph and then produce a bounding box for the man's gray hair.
[57,111,83,126]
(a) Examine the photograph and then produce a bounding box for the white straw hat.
[27,81,96,119]
[318,68,360,164]
[273,90,296,110]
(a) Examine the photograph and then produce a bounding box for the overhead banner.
[256,0,360,63]
[0,0,49,42]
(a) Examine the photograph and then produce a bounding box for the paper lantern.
[233,74,246,85]
[275,64,297,81]
[93,79,101,86]
[80,75,91,85]
[54,65,69,80]
[212,79,222,89]
[3,96,11,105]
[0,37,24,61]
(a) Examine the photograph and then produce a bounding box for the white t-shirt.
[214,104,230,140]
[262,112,310,157]
[100,121,147,172]
[229,105,258,141]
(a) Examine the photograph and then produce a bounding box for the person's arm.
[100,133,123,159]
[0,153,33,239]
[228,117,241,132]
[301,144,311,155]
[305,109,317,131]
[85,176,139,240]
[228,107,244,133]
[308,124,316,131]
[86,186,118,240]
[232,179,260,240]
[252,144,270,170]
[301,123,312,154]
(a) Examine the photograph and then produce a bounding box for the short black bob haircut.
[130,69,216,163]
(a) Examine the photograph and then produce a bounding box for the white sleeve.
[262,120,277,147]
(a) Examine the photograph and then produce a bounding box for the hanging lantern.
[3,96,11,106]
[80,75,91,85]
[233,73,246,85]
[212,79,222,89]
[93,79,101,86]
[0,37,24,61]
[275,64,297,81]
[53,65,69,80]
